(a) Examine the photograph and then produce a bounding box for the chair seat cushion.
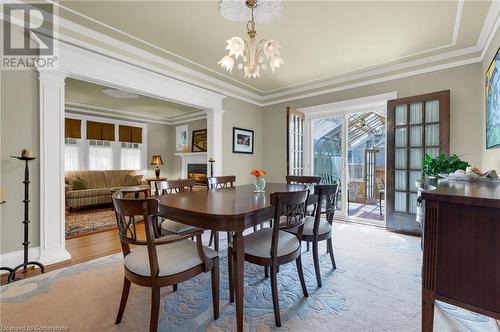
[287,216,332,236]
[161,219,195,234]
[229,228,300,258]
[124,239,218,277]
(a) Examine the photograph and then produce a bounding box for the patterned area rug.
[65,206,116,238]
[1,223,499,332]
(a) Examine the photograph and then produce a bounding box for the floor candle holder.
[6,156,45,283]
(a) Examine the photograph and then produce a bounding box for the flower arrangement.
[250,168,267,178]
[251,169,267,192]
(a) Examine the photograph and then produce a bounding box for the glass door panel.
[346,112,386,221]
[312,116,344,211]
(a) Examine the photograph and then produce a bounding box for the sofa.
[65,170,149,210]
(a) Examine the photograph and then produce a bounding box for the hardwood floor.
[0,224,145,285]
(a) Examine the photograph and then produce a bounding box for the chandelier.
[218,0,283,78]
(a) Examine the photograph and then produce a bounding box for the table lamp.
[150,155,164,178]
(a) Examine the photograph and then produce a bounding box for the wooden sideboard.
[420,180,500,331]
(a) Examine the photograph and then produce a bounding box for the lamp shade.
[150,155,164,166]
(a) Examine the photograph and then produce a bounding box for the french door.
[386,90,450,234]
[289,104,388,223]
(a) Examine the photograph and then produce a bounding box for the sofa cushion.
[71,177,86,190]
[66,188,112,199]
[65,170,107,189]
[104,170,136,188]
[124,174,143,186]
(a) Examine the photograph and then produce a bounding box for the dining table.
[158,182,313,332]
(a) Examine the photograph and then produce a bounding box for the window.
[64,138,80,171]
[120,142,142,170]
[287,107,305,175]
[88,140,113,170]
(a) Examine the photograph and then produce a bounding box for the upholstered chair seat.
[228,228,300,258]
[124,239,218,277]
[161,219,195,234]
[287,216,332,236]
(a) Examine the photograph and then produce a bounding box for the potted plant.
[422,153,470,179]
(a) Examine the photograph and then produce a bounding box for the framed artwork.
[486,46,500,149]
[192,129,207,152]
[176,125,188,152]
[232,127,254,154]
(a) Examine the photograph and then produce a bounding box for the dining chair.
[286,175,322,251]
[207,176,236,252]
[112,192,219,332]
[155,179,198,236]
[285,183,339,288]
[286,175,321,214]
[227,190,309,327]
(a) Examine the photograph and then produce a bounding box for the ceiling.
[65,78,202,122]
[57,1,495,98]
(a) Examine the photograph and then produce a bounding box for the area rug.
[65,206,116,238]
[1,223,499,332]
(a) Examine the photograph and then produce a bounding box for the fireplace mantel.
[175,152,208,178]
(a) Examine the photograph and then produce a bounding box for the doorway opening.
[346,112,385,223]
[311,111,386,226]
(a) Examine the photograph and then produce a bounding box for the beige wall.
[262,63,484,182]
[165,118,207,179]
[146,123,173,179]
[222,97,264,185]
[1,69,40,253]
[481,28,500,171]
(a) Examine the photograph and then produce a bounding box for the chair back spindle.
[286,175,321,185]
[207,176,236,190]
[269,190,309,259]
[312,184,339,236]
[112,192,161,275]
[155,179,195,195]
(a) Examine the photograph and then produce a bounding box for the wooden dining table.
[158,182,311,332]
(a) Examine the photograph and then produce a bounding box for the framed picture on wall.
[232,127,254,154]
[192,129,207,152]
[486,46,500,149]
[176,125,188,152]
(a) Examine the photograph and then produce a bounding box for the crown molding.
[65,101,207,125]
[26,0,499,107]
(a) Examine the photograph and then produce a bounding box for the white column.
[38,69,71,265]
[206,104,223,176]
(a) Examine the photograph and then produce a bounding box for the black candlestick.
[209,159,215,178]
[6,156,45,283]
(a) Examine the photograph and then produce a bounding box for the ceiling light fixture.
[218,0,283,79]
[102,88,140,99]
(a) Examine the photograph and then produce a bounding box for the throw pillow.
[71,177,86,190]
[125,174,143,186]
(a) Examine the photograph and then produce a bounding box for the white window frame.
[64,112,148,171]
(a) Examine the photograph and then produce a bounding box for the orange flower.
[251,168,267,177]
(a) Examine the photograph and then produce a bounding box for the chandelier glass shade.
[218,0,283,78]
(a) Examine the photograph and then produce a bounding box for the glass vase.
[254,176,266,192]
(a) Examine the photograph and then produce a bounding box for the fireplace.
[188,163,208,185]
